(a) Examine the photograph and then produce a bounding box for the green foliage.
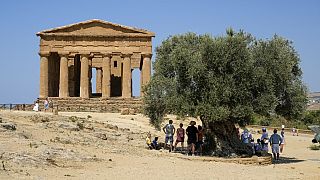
[69,116,79,122]
[143,30,307,128]
[309,145,320,150]
[251,110,320,130]
[302,110,320,125]
[259,118,271,126]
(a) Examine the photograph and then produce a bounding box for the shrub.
[309,145,320,150]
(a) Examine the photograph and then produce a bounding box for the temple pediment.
[37,19,155,37]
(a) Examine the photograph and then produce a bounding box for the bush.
[259,118,270,126]
[302,110,320,125]
[69,116,79,122]
[309,145,320,150]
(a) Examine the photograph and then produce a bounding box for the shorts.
[44,104,49,109]
[176,137,184,142]
[187,138,197,145]
[272,144,280,154]
[196,141,203,148]
[165,135,173,144]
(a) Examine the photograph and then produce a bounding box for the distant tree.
[143,30,307,156]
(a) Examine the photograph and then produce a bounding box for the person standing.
[280,128,285,153]
[197,125,204,155]
[269,129,282,161]
[261,128,269,152]
[186,121,198,156]
[162,119,175,152]
[44,98,49,112]
[174,123,185,152]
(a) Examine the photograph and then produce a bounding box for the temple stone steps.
[39,98,143,113]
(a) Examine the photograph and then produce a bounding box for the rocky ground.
[0,110,319,179]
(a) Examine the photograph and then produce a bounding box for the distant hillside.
[307,92,320,110]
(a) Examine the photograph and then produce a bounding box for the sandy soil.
[0,110,319,180]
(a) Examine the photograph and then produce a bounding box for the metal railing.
[0,104,33,111]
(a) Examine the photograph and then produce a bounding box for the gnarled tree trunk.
[202,120,253,157]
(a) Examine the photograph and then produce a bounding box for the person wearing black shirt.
[186,121,198,156]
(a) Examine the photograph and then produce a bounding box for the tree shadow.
[273,157,305,164]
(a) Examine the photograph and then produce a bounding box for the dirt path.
[0,110,319,179]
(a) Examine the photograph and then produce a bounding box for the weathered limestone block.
[58,122,80,131]
[1,122,16,131]
[120,108,130,115]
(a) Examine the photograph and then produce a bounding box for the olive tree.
[143,30,307,156]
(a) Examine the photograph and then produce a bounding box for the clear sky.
[0,0,319,103]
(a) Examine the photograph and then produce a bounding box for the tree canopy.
[144,30,307,130]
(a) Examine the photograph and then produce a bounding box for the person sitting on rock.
[33,100,39,112]
[146,133,152,149]
[250,137,255,154]
[241,129,252,144]
[151,137,160,150]
[254,139,262,156]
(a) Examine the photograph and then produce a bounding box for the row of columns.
[39,52,151,99]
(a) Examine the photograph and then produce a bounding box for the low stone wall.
[37,97,143,113]
[176,154,272,165]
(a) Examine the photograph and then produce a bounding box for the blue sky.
[0,0,319,103]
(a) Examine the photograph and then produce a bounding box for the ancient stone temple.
[37,19,154,100]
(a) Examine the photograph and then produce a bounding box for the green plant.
[143,31,307,156]
[309,145,320,150]
[69,116,78,122]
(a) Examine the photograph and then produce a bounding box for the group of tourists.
[146,119,204,156]
[146,119,289,160]
[240,127,285,160]
[33,97,52,112]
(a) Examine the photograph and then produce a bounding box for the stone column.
[140,67,143,97]
[59,53,69,98]
[122,54,132,98]
[141,54,152,96]
[39,52,50,98]
[80,54,89,98]
[89,59,92,97]
[96,68,102,93]
[68,56,75,97]
[102,54,111,98]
